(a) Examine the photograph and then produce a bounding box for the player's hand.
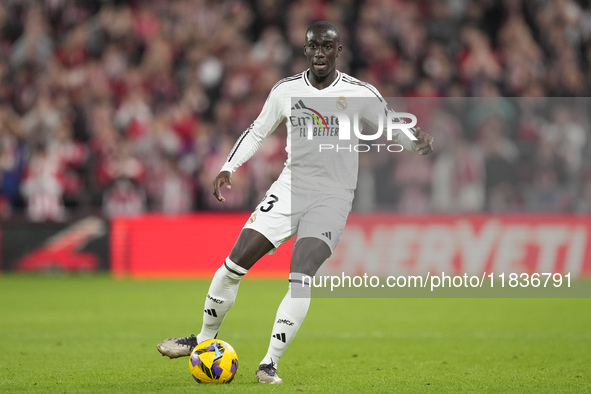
[213,171,232,203]
[413,127,434,155]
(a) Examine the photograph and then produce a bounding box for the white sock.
[260,272,311,367]
[197,258,247,343]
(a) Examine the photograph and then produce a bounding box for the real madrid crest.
[248,213,257,224]
[336,95,347,110]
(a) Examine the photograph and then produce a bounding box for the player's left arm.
[362,101,434,155]
[412,127,434,155]
[357,88,433,154]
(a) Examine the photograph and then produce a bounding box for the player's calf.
[157,258,246,359]
[198,258,247,340]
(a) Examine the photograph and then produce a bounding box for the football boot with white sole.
[256,362,283,384]
[157,334,198,358]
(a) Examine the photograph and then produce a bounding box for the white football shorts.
[243,179,353,254]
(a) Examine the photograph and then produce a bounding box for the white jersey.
[221,70,417,191]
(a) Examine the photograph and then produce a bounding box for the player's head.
[306,21,341,43]
[304,21,343,79]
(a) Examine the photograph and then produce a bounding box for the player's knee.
[218,257,247,281]
[291,238,331,276]
[228,249,251,270]
[296,258,329,276]
[228,229,274,270]
[292,261,321,277]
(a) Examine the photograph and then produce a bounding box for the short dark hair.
[306,21,340,42]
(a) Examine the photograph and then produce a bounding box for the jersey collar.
[303,69,342,90]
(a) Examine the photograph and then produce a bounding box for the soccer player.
[157,21,434,384]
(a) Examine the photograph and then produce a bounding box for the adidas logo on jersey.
[272,333,286,343]
[321,232,332,240]
[204,309,218,317]
[291,99,307,110]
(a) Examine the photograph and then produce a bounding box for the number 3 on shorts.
[260,194,279,212]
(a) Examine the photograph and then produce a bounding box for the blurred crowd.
[0,0,590,221]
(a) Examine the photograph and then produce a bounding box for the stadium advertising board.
[110,213,291,278]
[0,217,109,272]
[311,214,591,297]
[111,214,590,285]
[324,214,591,277]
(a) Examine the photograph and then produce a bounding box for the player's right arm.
[213,86,285,203]
[213,170,232,203]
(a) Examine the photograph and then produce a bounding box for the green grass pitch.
[1,275,590,393]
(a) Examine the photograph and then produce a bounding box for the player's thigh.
[242,180,297,255]
[297,189,353,256]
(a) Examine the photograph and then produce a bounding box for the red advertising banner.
[111,213,291,278]
[111,214,591,279]
[325,214,591,277]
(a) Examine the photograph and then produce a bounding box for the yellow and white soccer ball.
[189,339,239,384]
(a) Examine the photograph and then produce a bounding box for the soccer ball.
[189,339,239,384]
